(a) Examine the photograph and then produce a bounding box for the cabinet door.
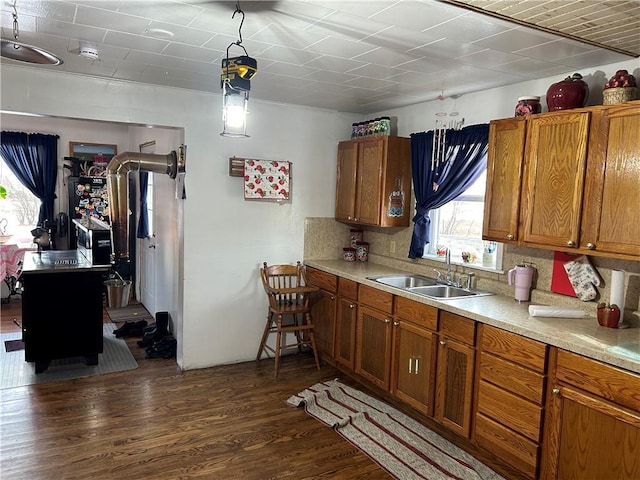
[543,384,640,479]
[335,297,357,369]
[392,320,437,417]
[483,117,526,243]
[310,289,336,359]
[521,112,590,249]
[435,337,475,438]
[355,304,393,390]
[581,104,640,257]
[335,141,358,222]
[355,138,384,225]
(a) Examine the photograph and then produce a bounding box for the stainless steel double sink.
[368,274,494,300]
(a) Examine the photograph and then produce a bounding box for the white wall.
[1,64,359,369]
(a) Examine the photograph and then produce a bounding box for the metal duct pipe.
[106,146,186,261]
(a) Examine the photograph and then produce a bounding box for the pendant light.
[1,1,63,66]
[220,2,257,138]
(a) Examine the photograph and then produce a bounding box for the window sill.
[422,253,505,275]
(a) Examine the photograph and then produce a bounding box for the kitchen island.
[21,250,111,373]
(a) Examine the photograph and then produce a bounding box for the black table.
[21,251,110,373]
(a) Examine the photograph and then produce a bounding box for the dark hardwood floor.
[1,298,391,479]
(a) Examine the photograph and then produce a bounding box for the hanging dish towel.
[563,255,601,301]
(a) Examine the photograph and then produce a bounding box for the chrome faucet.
[444,248,453,285]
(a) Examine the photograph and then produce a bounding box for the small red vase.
[546,73,589,111]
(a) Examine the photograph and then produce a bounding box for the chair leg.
[256,311,272,361]
[274,314,283,378]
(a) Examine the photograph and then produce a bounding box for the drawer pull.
[506,234,514,240]
[414,358,419,374]
[586,242,595,250]
[408,358,413,374]
[566,240,576,247]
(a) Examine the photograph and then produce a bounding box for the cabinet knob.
[586,242,596,250]
[566,240,576,247]
[439,340,446,346]
[552,388,561,397]
[506,234,514,241]
[393,321,399,326]
[330,296,335,301]
[349,303,355,309]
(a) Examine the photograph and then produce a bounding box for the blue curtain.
[0,131,59,226]
[408,123,489,259]
[136,171,149,238]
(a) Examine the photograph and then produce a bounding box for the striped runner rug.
[287,379,505,480]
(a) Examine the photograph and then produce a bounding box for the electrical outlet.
[390,241,396,254]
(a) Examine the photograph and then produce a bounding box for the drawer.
[475,413,539,479]
[338,277,358,301]
[480,352,546,405]
[481,325,547,373]
[359,284,393,315]
[556,349,640,411]
[477,380,544,442]
[394,296,438,331]
[305,267,337,294]
[439,311,476,345]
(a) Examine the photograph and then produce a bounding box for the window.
[425,170,503,270]
[0,156,40,243]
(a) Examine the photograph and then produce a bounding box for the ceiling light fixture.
[0,1,63,66]
[220,1,258,138]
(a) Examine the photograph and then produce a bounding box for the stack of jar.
[343,229,369,262]
[351,117,391,139]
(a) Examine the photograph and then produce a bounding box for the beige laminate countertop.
[305,259,640,375]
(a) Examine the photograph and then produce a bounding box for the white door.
[140,171,176,317]
[141,172,157,314]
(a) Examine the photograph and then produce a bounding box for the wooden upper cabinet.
[483,117,526,243]
[335,141,358,222]
[335,136,411,227]
[484,100,640,260]
[521,111,591,249]
[581,103,640,257]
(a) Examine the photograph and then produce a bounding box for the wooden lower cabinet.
[306,268,337,360]
[474,325,548,479]
[355,304,393,390]
[392,296,439,417]
[355,285,394,390]
[435,312,476,438]
[541,349,640,479]
[334,278,358,369]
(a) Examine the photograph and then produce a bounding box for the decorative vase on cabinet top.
[546,73,589,111]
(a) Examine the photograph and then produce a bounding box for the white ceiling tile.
[162,43,218,63]
[370,1,465,32]
[260,61,321,78]
[354,47,422,68]
[304,36,377,58]
[347,63,409,80]
[116,1,204,26]
[249,24,328,50]
[305,55,369,73]
[472,26,562,53]
[515,39,595,62]
[259,45,323,66]
[36,18,107,44]
[103,30,169,54]
[75,5,151,35]
[455,48,524,68]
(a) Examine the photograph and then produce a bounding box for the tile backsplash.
[304,217,640,326]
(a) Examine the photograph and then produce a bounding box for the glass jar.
[515,96,541,116]
[355,241,369,262]
[343,247,356,262]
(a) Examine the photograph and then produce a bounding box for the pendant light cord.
[12,1,20,41]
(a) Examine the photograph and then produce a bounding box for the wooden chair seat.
[256,261,321,378]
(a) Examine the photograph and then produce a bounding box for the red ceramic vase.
[546,73,589,111]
